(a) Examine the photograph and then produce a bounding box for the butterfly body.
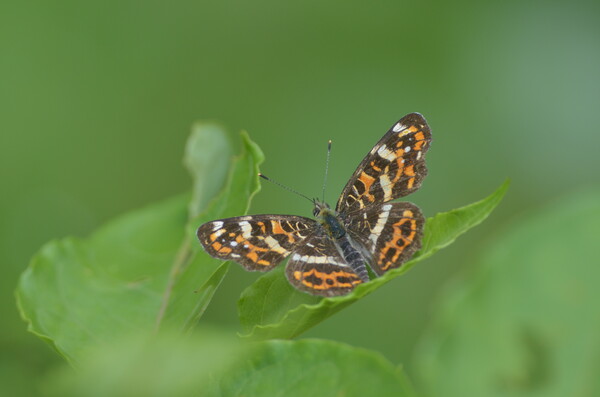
[197,112,432,296]
[313,200,371,282]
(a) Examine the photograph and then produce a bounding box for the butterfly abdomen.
[315,206,370,282]
[336,236,370,282]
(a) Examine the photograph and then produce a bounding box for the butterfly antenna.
[258,173,314,204]
[321,140,332,202]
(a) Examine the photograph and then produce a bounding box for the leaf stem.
[155,236,194,332]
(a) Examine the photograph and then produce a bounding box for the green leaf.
[159,130,264,332]
[215,339,416,397]
[184,122,232,218]
[44,335,414,397]
[16,127,264,363]
[415,187,600,397]
[43,329,252,397]
[239,180,509,340]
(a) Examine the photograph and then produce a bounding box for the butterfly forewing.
[345,202,425,276]
[285,234,364,297]
[197,215,316,271]
[336,113,431,214]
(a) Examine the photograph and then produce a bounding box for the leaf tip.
[240,130,265,165]
[499,177,511,193]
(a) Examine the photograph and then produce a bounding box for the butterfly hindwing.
[285,234,364,297]
[345,202,425,276]
[197,215,316,271]
[336,113,431,214]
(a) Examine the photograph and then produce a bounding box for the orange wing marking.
[392,149,405,183]
[404,164,416,189]
[358,172,376,202]
[233,234,272,266]
[271,220,296,243]
[378,216,418,270]
[399,125,418,137]
[370,161,382,172]
[293,269,362,290]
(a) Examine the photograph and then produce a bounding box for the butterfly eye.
[313,207,320,217]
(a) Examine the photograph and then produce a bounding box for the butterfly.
[197,113,432,296]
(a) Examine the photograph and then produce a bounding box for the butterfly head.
[312,199,331,218]
[313,199,346,239]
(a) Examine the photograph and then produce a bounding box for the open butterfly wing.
[197,215,316,271]
[345,202,425,276]
[336,113,431,214]
[286,233,364,297]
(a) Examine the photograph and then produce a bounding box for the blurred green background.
[2,0,599,394]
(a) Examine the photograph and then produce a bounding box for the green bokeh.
[2,0,599,394]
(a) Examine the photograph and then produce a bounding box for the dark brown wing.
[197,215,316,271]
[345,202,424,276]
[336,113,431,214]
[285,234,364,297]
